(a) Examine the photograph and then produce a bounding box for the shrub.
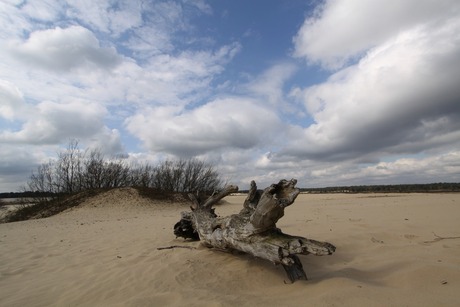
[27,140,222,195]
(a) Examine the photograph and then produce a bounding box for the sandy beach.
[1,188,459,306]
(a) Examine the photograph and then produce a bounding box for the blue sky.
[1,0,460,192]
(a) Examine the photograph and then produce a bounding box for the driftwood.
[174,179,336,282]
[157,245,197,250]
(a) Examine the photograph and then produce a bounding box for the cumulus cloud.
[249,149,460,189]
[0,2,240,154]
[0,0,241,191]
[246,63,297,106]
[285,3,460,162]
[0,99,120,147]
[293,0,460,69]
[0,144,51,191]
[311,151,460,185]
[8,26,122,72]
[0,80,26,120]
[2,0,459,191]
[125,97,282,157]
[86,127,125,155]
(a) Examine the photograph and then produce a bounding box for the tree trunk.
[174,179,336,282]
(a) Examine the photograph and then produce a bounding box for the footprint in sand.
[371,237,384,244]
[404,234,418,240]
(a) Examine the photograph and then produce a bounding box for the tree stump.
[174,179,336,282]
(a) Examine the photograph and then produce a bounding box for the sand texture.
[1,188,459,306]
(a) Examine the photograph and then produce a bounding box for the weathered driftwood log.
[174,179,336,282]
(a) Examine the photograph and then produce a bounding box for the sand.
[1,188,459,306]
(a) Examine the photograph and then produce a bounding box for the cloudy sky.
[1,0,460,192]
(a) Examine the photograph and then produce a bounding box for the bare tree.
[83,148,105,189]
[153,159,222,193]
[26,141,223,195]
[28,161,55,193]
[55,139,84,193]
[102,157,130,188]
[129,163,155,187]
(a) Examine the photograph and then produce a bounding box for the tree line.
[300,182,460,193]
[26,140,222,195]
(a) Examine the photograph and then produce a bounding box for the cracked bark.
[174,179,336,282]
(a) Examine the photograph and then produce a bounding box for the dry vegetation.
[27,140,222,195]
[1,139,222,223]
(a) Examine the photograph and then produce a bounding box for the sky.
[1,0,460,192]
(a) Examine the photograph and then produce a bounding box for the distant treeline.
[300,182,460,193]
[0,191,57,199]
[3,183,460,198]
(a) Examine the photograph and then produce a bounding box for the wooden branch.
[187,193,200,211]
[283,255,307,283]
[423,232,460,244]
[200,184,239,209]
[157,245,197,250]
[242,180,260,212]
[250,179,300,232]
[174,179,336,282]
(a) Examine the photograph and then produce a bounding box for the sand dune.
[1,188,459,306]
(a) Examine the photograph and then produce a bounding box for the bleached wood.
[174,179,336,282]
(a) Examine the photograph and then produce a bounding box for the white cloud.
[8,26,122,72]
[0,80,25,120]
[247,63,297,106]
[0,144,53,191]
[317,151,460,185]
[146,43,240,82]
[0,7,240,179]
[66,0,112,33]
[0,99,120,147]
[189,0,213,15]
[293,0,460,69]
[21,0,63,22]
[107,3,143,36]
[86,127,124,155]
[115,0,213,57]
[0,2,32,40]
[286,11,460,161]
[87,42,241,109]
[1,0,459,192]
[125,97,282,157]
[66,0,146,37]
[246,150,460,189]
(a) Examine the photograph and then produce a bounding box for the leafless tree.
[152,159,222,193]
[55,139,83,193]
[83,148,105,189]
[102,156,130,188]
[28,161,55,193]
[129,163,155,187]
[26,141,222,194]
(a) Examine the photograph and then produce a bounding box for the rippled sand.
[1,188,459,306]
